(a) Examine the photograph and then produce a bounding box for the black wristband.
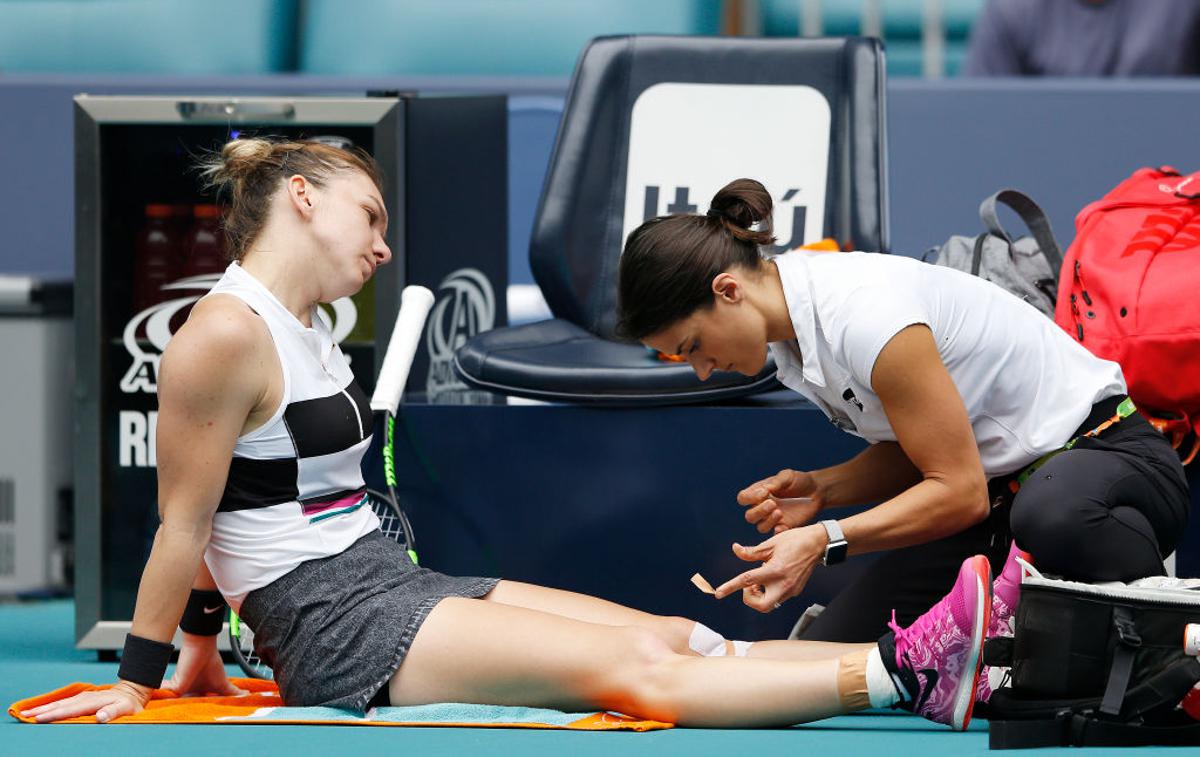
[117,633,174,688]
[179,589,227,636]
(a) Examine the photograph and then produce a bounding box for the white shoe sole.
[950,565,989,731]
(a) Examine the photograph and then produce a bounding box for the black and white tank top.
[201,262,379,610]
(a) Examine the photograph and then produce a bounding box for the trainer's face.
[643,273,770,381]
[308,171,392,300]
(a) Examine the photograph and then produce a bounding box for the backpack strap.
[970,233,988,276]
[978,189,1064,275]
[1100,606,1140,715]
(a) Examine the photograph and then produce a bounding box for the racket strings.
[366,488,415,554]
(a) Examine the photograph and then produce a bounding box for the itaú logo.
[119,275,358,394]
[426,268,495,399]
[640,184,813,252]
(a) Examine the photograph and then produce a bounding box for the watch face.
[824,541,849,565]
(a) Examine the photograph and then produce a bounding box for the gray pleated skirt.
[238,529,499,711]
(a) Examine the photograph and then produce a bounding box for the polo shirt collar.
[772,251,827,388]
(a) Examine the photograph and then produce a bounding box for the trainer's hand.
[712,526,827,612]
[738,469,823,534]
[20,680,152,723]
[164,633,245,698]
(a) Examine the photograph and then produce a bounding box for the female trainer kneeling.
[24,141,1005,732]
[617,178,1190,703]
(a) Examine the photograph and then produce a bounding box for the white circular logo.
[119,273,358,394]
[425,268,496,400]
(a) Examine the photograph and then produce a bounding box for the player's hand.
[20,680,152,723]
[712,526,827,612]
[164,632,245,698]
[737,469,824,533]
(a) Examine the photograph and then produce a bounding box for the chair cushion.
[454,319,778,405]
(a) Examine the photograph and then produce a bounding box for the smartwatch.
[819,519,849,566]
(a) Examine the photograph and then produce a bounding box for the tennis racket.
[229,285,436,679]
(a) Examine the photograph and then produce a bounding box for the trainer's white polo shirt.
[767,250,1126,478]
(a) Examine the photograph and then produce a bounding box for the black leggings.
[800,395,1191,643]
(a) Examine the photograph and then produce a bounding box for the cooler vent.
[0,479,12,576]
[0,478,13,524]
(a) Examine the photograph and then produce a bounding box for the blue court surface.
[0,599,1179,757]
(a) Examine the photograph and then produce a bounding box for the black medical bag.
[984,574,1200,748]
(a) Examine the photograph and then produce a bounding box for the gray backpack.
[925,189,1064,318]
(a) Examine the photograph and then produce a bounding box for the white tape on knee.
[688,622,727,656]
[688,622,753,656]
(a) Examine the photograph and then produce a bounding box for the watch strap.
[820,519,849,566]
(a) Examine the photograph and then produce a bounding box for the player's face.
[309,171,392,300]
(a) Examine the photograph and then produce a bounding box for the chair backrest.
[531,35,889,339]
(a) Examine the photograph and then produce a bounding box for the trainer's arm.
[714,325,990,610]
[808,441,923,508]
[837,324,990,554]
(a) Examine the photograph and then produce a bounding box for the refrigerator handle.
[176,101,296,121]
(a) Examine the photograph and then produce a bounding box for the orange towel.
[9,678,671,730]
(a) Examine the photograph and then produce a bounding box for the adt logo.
[119,273,224,394]
[117,274,359,468]
[426,268,496,401]
[641,185,811,252]
[119,275,358,394]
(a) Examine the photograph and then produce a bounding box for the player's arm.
[23,301,269,722]
[128,302,268,657]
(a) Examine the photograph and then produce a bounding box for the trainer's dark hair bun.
[708,178,777,247]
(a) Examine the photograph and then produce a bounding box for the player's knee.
[602,626,680,715]
[661,615,699,655]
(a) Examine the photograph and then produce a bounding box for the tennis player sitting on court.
[618,178,1189,703]
[28,139,998,731]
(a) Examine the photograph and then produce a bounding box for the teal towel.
[220,702,605,726]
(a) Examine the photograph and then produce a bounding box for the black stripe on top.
[219,456,299,512]
[283,380,372,459]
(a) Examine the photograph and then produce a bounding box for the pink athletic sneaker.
[990,541,1033,639]
[881,554,992,731]
[976,542,1033,703]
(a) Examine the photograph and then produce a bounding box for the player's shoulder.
[160,295,273,383]
[179,294,270,352]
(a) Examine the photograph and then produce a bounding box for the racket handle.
[370,285,435,415]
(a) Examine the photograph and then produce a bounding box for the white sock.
[730,640,753,657]
[866,647,901,708]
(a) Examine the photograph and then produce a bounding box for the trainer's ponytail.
[617,178,775,341]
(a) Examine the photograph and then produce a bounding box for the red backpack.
[1055,166,1200,465]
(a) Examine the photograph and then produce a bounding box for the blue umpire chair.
[455,35,890,405]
